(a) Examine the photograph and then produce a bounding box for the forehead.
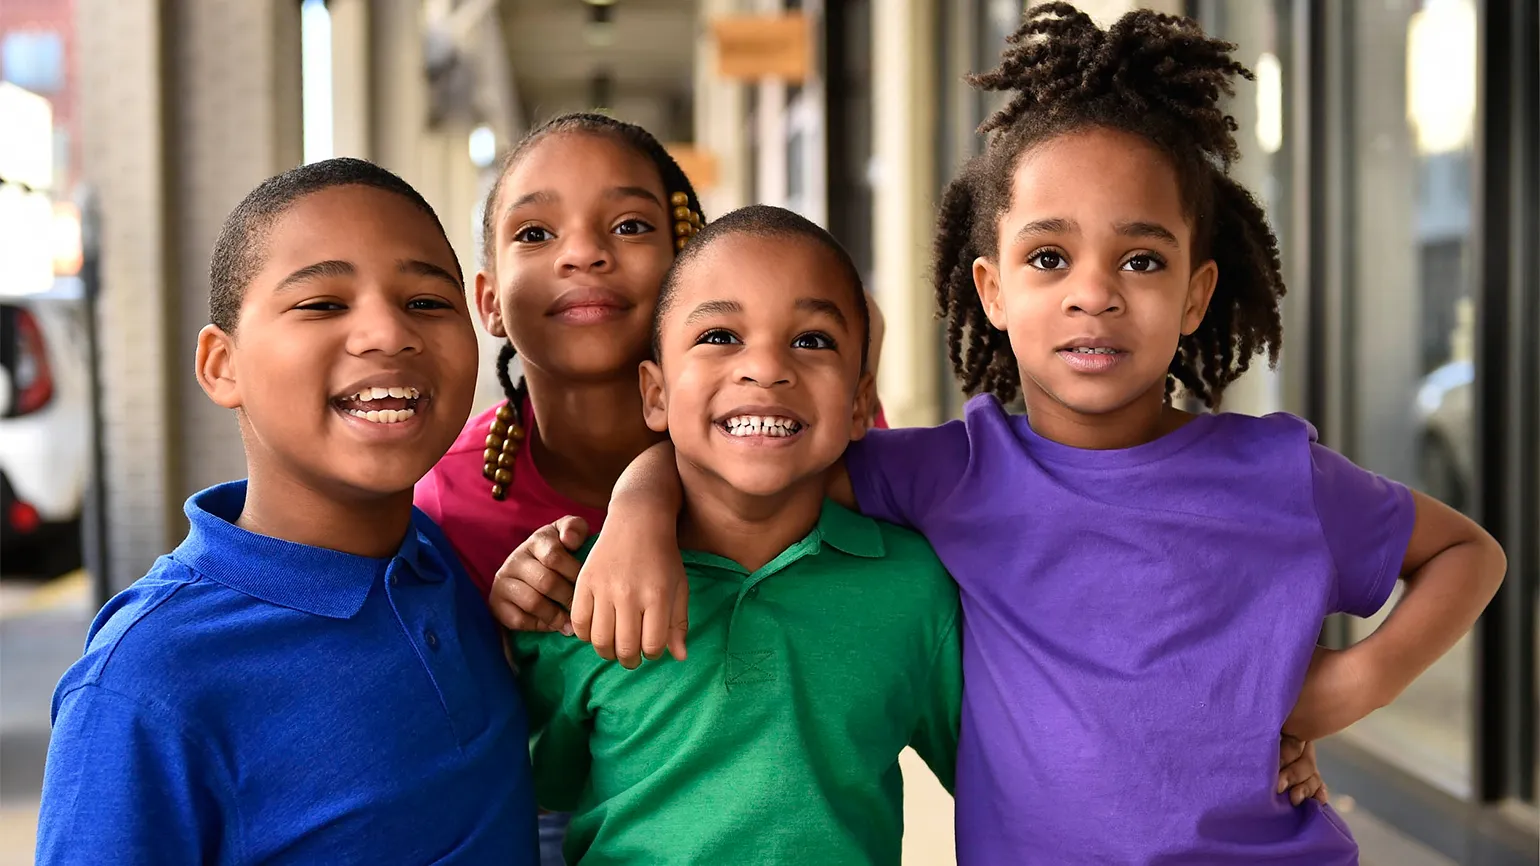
[257,185,456,279]
[503,131,666,203]
[666,233,858,324]
[1007,127,1189,230]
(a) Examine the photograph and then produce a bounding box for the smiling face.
[972,126,1218,420]
[477,131,678,386]
[641,232,872,500]
[196,184,479,501]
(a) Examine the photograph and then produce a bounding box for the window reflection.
[1343,0,1477,799]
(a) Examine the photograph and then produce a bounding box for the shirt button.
[748,587,759,599]
[389,574,400,587]
[425,629,439,650]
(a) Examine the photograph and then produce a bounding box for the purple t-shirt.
[847,395,1414,865]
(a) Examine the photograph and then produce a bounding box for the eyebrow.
[398,258,462,289]
[1013,217,1182,248]
[503,186,664,222]
[796,297,848,328]
[275,260,354,293]
[684,299,743,326]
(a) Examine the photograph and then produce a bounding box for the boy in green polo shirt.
[508,205,960,866]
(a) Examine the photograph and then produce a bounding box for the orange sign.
[712,13,811,82]
[666,145,720,193]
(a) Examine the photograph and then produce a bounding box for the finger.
[492,576,568,629]
[518,560,576,609]
[1279,735,1305,767]
[488,596,556,633]
[614,596,644,670]
[1276,760,1310,795]
[530,533,583,583]
[570,581,595,642]
[590,601,617,662]
[640,602,667,662]
[555,515,590,550]
[1289,774,1323,807]
[1313,782,1330,805]
[667,577,690,662]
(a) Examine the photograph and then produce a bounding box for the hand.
[569,518,689,670]
[488,516,588,633]
[1276,735,1329,806]
[1284,646,1384,742]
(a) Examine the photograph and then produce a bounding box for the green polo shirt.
[511,500,961,866]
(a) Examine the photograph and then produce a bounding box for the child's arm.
[574,424,974,668]
[36,686,219,864]
[1285,487,1506,741]
[909,605,962,795]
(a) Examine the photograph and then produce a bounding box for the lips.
[547,286,633,321]
[330,374,432,425]
[713,405,808,440]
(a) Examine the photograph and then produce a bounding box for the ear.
[849,371,877,441]
[638,360,669,433]
[195,324,242,410]
[1182,260,1219,336]
[474,269,505,338]
[972,256,1008,330]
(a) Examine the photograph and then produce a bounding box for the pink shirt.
[416,400,607,599]
[416,400,889,599]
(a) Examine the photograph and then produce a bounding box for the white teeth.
[347,386,421,402]
[723,415,802,438]
[347,407,417,424]
[1070,347,1117,355]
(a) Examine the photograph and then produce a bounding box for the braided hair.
[936,3,1285,408]
[480,112,706,430]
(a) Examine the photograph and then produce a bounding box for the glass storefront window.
[1342,0,1479,799]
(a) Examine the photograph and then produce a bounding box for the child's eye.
[408,297,456,311]
[1122,254,1166,273]
[696,329,740,346]
[614,219,655,237]
[513,226,553,244]
[792,332,835,350]
[295,301,345,312]
[1028,250,1069,270]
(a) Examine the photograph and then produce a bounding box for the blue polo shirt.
[36,481,538,865]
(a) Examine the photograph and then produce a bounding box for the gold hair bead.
[675,236,688,251]
[673,205,691,221]
[670,191,688,207]
[491,483,506,500]
[486,408,525,500]
[674,221,692,237]
[495,404,514,423]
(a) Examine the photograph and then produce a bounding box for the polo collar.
[171,481,447,619]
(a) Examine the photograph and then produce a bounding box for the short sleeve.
[37,685,225,865]
[510,633,594,812]
[1310,443,1416,618]
[846,420,972,532]
[909,603,962,795]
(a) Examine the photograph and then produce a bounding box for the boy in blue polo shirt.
[36,158,538,865]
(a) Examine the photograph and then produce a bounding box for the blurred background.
[0,0,1535,863]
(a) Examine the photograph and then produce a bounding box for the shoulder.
[58,560,246,713]
[1196,410,1318,467]
[867,521,958,604]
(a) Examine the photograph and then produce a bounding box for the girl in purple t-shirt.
[541,5,1506,865]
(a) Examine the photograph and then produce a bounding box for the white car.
[0,278,90,576]
[1415,358,1474,514]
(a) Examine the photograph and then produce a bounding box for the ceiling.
[497,0,697,129]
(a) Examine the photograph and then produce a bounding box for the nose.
[734,342,794,388]
[553,227,612,274]
[1061,267,1123,317]
[345,296,422,357]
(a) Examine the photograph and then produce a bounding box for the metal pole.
[74,186,110,608]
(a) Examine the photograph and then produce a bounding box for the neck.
[237,466,413,559]
[1021,378,1195,451]
[522,366,667,509]
[676,465,826,574]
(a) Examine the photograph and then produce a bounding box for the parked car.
[0,279,90,576]
[1415,358,1474,514]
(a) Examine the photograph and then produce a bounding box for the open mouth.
[718,414,804,439]
[332,386,425,425]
